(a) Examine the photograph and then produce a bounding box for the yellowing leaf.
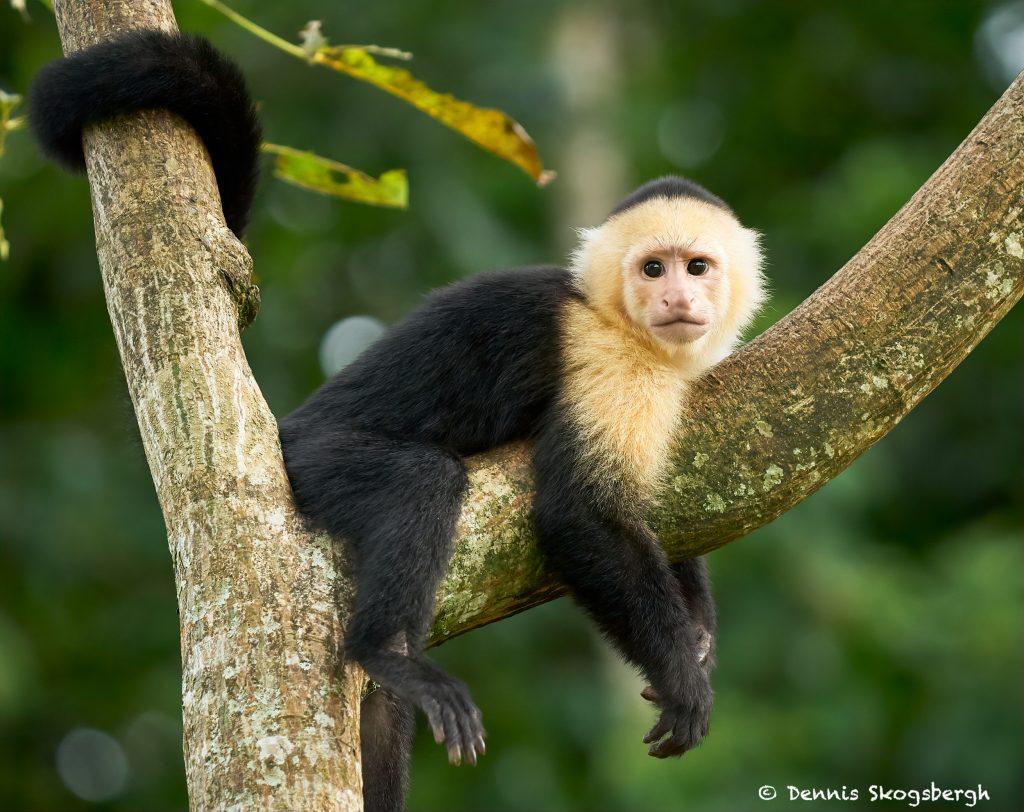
[313,47,555,187]
[200,0,555,186]
[263,143,408,209]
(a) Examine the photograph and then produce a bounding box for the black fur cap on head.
[608,175,732,220]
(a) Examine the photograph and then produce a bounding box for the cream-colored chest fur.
[560,299,687,492]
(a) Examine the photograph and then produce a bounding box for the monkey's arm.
[670,557,716,669]
[531,414,712,757]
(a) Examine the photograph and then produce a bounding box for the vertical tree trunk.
[50,2,364,809]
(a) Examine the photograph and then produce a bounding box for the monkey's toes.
[420,681,486,767]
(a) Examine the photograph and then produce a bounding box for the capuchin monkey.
[29,31,766,812]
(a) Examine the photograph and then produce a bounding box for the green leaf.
[263,143,408,209]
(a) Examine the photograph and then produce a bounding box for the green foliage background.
[0,1,1021,810]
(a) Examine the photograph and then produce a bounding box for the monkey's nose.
[662,292,698,314]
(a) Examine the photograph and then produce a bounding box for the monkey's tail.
[28,30,261,238]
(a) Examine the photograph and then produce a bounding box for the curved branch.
[431,72,1024,644]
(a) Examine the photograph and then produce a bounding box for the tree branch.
[430,72,1024,644]
[51,3,363,810]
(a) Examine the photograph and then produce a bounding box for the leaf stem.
[197,0,307,60]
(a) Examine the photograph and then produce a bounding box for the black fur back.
[280,266,575,458]
[28,30,261,237]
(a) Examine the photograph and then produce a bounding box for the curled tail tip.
[26,29,262,239]
[25,31,179,170]
[27,61,87,172]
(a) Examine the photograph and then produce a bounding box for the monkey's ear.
[725,226,769,338]
[568,226,602,283]
[568,223,629,319]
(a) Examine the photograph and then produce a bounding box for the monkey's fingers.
[643,693,710,758]
[648,715,705,758]
[452,697,476,766]
[648,737,686,758]
[442,702,463,765]
[422,698,446,745]
[455,699,486,766]
[642,710,674,745]
[424,680,484,767]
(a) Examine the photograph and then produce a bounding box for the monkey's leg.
[347,535,486,770]
[281,427,485,767]
[361,687,415,812]
[328,435,484,767]
[533,491,711,758]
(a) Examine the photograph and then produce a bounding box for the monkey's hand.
[640,663,712,758]
[640,624,715,704]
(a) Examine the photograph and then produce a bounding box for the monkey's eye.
[642,260,665,278]
[687,258,710,276]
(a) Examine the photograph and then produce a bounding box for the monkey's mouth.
[652,316,710,343]
[653,316,708,328]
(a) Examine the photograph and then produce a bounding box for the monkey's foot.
[415,676,486,767]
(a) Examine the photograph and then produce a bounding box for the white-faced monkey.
[29,31,767,812]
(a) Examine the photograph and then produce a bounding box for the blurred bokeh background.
[1,1,1022,810]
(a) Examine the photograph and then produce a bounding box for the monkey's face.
[622,243,724,346]
[571,196,766,368]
